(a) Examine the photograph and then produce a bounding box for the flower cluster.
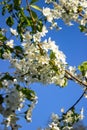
[0,78,38,129]
[41,108,84,130]
[26,96,38,122]
[5,26,67,87]
[43,0,87,32]
[0,85,25,129]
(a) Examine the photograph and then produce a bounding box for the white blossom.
[26,97,38,122]
[10,28,18,36]
[4,88,25,111]
[85,71,87,78]
[69,66,76,75]
[23,31,32,43]
[45,0,52,3]
[13,78,17,84]
[42,7,51,16]
[79,107,84,120]
[84,93,87,98]
[33,32,42,42]
[61,108,64,113]
[42,7,53,22]
[49,122,60,130]
[41,25,48,37]
[62,126,73,130]
[2,52,11,59]
[51,113,59,122]
[2,79,9,86]
[6,39,14,48]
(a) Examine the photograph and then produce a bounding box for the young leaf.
[2,6,6,15]
[31,10,38,20]
[78,61,87,76]
[30,4,42,11]
[79,25,85,32]
[50,50,56,59]
[21,88,36,101]
[13,0,21,10]
[6,16,14,27]
[7,4,13,12]
[0,48,4,59]
[1,73,14,81]
[14,46,23,52]
[0,94,4,104]
[0,33,7,42]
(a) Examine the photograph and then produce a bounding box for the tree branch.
[26,0,35,22]
[26,0,36,32]
[65,69,87,87]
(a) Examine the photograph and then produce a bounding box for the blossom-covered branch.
[0,0,87,129]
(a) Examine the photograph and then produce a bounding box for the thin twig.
[26,0,35,22]
[65,90,86,114]
[20,71,30,77]
[26,0,37,31]
[79,13,87,20]
[65,69,87,87]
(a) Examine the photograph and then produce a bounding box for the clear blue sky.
[0,1,87,130]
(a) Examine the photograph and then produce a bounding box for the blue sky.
[0,0,87,130]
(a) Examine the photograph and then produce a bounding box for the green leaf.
[0,48,4,59]
[14,46,23,52]
[0,95,4,104]
[2,6,6,15]
[7,4,13,12]
[49,60,58,72]
[21,88,36,101]
[62,78,68,87]
[37,20,43,31]
[30,4,42,11]
[78,61,87,75]
[14,46,24,58]
[13,0,21,10]
[18,9,31,27]
[79,25,85,32]
[30,0,39,4]
[1,73,14,81]
[6,16,14,27]
[77,6,83,13]
[0,33,7,42]
[25,17,31,26]
[50,50,56,59]
[31,10,38,20]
